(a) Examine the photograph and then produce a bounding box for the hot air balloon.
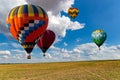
[37,30,55,56]
[6,4,48,59]
[91,29,107,50]
[68,7,79,18]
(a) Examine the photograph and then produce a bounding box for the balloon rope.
[98,47,101,55]
[99,47,101,50]
[43,53,46,57]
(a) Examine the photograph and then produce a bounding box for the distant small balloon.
[91,29,107,50]
[68,7,79,18]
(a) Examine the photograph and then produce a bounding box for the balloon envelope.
[92,29,107,49]
[68,7,79,18]
[37,30,55,56]
[6,4,49,58]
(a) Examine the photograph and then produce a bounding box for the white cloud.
[9,49,26,60]
[62,53,70,58]
[76,38,82,42]
[0,50,11,55]
[0,0,27,38]
[67,21,85,30]
[0,43,8,46]
[2,55,9,59]
[47,12,84,37]
[73,48,83,53]
[25,0,74,14]
[61,48,69,53]
[64,42,68,46]
[13,54,24,60]
[0,0,84,40]
[50,45,60,51]
[47,43,120,61]
[0,50,11,60]
[45,53,52,59]
[11,49,25,53]
[11,43,22,48]
[0,42,119,62]
[73,43,120,60]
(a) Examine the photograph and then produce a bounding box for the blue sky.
[73,0,120,44]
[0,0,120,63]
[57,0,120,48]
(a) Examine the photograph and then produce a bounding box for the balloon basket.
[27,54,31,59]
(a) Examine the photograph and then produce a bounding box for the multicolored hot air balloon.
[37,30,55,56]
[68,7,79,18]
[6,4,48,59]
[91,29,107,50]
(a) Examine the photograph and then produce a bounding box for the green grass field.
[0,60,120,80]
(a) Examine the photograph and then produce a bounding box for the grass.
[0,60,120,80]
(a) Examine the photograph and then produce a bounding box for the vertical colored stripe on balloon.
[38,7,46,18]
[32,5,38,15]
[18,5,24,18]
[28,5,34,17]
[10,7,17,19]
[23,5,28,15]
[36,6,43,18]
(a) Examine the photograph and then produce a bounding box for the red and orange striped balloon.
[6,4,49,59]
